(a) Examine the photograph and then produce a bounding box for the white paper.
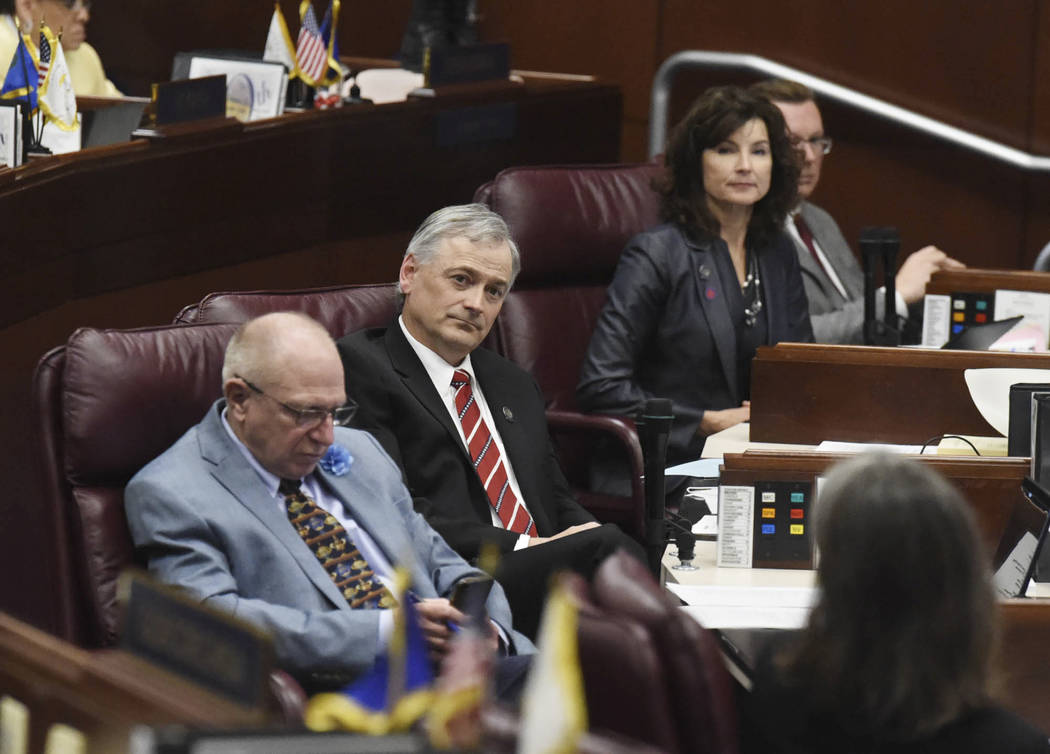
[0,105,18,167]
[922,294,952,347]
[994,289,1050,350]
[993,531,1039,599]
[686,486,718,536]
[669,584,818,629]
[665,457,721,477]
[816,440,925,454]
[717,485,754,568]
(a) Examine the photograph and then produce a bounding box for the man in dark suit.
[750,79,964,344]
[337,204,642,638]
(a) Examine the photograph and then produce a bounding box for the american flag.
[295,4,327,83]
[37,30,50,88]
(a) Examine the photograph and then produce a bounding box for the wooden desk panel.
[720,452,1029,556]
[0,613,265,754]
[750,343,1050,445]
[0,76,621,329]
[927,267,1050,296]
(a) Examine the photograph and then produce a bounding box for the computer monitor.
[991,477,1050,597]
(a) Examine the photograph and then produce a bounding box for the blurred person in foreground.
[578,85,813,469]
[750,79,963,344]
[0,0,120,96]
[743,453,1049,753]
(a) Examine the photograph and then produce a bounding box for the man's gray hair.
[399,204,521,302]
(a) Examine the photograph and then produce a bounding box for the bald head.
[222,312,347,480]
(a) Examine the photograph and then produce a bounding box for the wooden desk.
[927,267,1050,296]
[750,342,1050,445]
[720,451,1029,555]
[0,612,267,754]
[663,542,1050,733]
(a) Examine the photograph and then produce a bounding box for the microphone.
[861,226,902,346]
[638,398,673,575]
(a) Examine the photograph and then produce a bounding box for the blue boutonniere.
[320,444,353,476]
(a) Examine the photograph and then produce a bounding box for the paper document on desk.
[816,441,925,454]
[669,584,817,629]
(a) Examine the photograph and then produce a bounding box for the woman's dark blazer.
[577,223,814,464]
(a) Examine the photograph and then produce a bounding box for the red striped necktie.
[793,213,833,280]
[451,369,536,536]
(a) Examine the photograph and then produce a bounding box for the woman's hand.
[699,401,750,435]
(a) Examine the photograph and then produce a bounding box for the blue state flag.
[304,569,435,734]
[1,32,38,113]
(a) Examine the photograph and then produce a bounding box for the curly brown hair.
[657,85,800,248]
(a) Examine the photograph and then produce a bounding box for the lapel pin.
[502,406,515,422]
[705,287,717,300]
[698,265,711,280]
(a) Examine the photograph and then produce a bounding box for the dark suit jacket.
[336,323,595,561]
[577,223,814,464]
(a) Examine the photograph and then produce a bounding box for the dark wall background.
[88,1,1050,269]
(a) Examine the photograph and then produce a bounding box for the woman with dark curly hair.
[742,453,1049,753]
[577,85,813,465]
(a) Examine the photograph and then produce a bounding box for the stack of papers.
[667,583,818,629]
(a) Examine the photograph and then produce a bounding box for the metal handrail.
[648,50,1050,171]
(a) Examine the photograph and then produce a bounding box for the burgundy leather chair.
[31,322,305,721]
[592,551,740,754]
[476,162,664,540]
[560,571,681,752]
[173,282,400,338]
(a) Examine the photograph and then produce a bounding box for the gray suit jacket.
[792,201,867,344]
[125,400,530,677]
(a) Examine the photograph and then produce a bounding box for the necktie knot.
[451,369,471,388]
[278,478,301,497]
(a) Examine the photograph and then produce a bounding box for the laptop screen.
[991,477,1050,599]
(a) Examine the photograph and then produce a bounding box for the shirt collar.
[398,315,477,390]
[221,406,285,498]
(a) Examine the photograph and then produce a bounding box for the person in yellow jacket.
[0,0,120,96]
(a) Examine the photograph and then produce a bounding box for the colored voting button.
[952,312,965,322]
[952,324,964,334]
[761,491,776,502]
[953,299,965,309]
[790,524,804,535]
[976,300,988,311]
[790,508,804,519]
[975,313,987,323]
[790,492,804,503]
[762,507,776,519]
[761,524,775,535]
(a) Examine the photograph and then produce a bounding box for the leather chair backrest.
[560,572,681,753]
[173,283,399,338]
[477,162,663,412]
[592,551,740,754]
[33,323,238,646]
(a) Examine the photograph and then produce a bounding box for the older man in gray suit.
[750,79,964,344]
[125,312,531,691]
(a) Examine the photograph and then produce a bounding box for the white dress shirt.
[399,316,534,551]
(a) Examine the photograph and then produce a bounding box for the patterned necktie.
[279,478,396,609]
[793,213,833,280]
[450,369,536,535]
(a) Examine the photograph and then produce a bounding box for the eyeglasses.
[238,376,356,428]
[790,135,833,155]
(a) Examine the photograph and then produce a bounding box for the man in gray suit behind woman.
[750,79,965,344]
[124,312,532,693]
